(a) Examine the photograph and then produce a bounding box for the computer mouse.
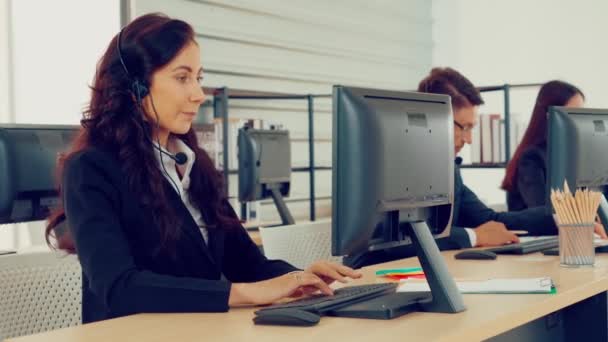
[541,247,559,256]
[253,309,321,326]
[454,250,497,260]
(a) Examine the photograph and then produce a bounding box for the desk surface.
[247,229,262,246]
[9,251,608,342]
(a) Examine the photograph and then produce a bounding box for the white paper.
[397,277,553,294]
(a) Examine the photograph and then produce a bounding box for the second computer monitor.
[332,86,455,256]
[547,106,608,227]
[0,124,78,224]
[547,107,608,190]
[238,127,294,224]
[332,85,463,314]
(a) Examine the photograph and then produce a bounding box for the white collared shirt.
[464,227,477,247]
[153,138,209,243]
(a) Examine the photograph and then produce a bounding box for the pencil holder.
[550,184,602,267]
[557,220,595,267]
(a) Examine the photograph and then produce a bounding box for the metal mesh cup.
[557,221,595,267]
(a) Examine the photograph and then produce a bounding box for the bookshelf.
[461,83,543,168]
[206,87,331,222]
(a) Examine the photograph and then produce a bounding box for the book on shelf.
[499,119,506,163]
[465,113,523,166]
[195,122,219,167]
[490,114,501,163]
[479,113,497,163]
[470,118,481,164]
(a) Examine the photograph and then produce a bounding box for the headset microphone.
[173,152,188,165]
[142,132,188,165]
[150,140,188,165]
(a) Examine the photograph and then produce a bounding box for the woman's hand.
[228,271,330,306]
[594,221,608,239]
[288,261,363,297]
[305,260,362,285]
[228,261,362,306]
[474,221,520,247]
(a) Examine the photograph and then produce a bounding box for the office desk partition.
[7,251,608,342]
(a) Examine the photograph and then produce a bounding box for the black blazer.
[344,162,557,267]
[506,146,547,211]
[447,163,556,249]
[63,148,297,323]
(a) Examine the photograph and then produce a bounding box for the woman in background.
[502,80,584,211]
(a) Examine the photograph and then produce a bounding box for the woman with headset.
[46,13,360,323]
[502,80,585,211]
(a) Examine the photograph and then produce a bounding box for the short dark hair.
[417,67,484,109]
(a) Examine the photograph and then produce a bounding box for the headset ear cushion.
[132,80,149,99]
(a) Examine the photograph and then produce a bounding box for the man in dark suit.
[443,157,556,249]
[418,67,557,250]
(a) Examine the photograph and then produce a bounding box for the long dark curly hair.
[501,80,584,191]
[46,13,240,254]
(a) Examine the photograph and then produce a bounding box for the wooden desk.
[247,229,262,246]
[8,251,608,342]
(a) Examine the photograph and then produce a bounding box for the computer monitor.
[0,124,78,224]
[238,127,294,225]
[332,85,464,314]
[547,107,608,228]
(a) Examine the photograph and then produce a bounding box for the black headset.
[117,30,149,103]
[116,28,188,196]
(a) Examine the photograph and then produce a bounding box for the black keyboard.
[542,243,608,255]
[255,283,398,315]
[485,237,559,255]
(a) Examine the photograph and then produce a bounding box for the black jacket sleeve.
[516,149,547,208]
[221,202,298,282]
[64,151,232,316]
[457,183,501,228]
[457,175,556,236]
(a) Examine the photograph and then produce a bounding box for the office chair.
[0,251,81,338]
[259,219,342,269]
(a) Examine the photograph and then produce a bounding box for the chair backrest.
[0,251,81,339]
[259,219,342,269]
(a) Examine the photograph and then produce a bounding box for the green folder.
[375,267,423,276]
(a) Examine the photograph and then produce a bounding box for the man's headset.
[116,28,187,196]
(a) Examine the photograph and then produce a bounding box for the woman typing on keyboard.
[45,13,360,324]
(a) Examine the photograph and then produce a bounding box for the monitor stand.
[406,221,465,313]
[333,221,465,319]
[269,186,295,225]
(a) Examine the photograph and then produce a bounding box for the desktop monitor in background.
[238,127,294,225]
[332,85,464,314]
[0,125,78,224]
[547,107,608,229]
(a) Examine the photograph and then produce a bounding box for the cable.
[148,93,183,197]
